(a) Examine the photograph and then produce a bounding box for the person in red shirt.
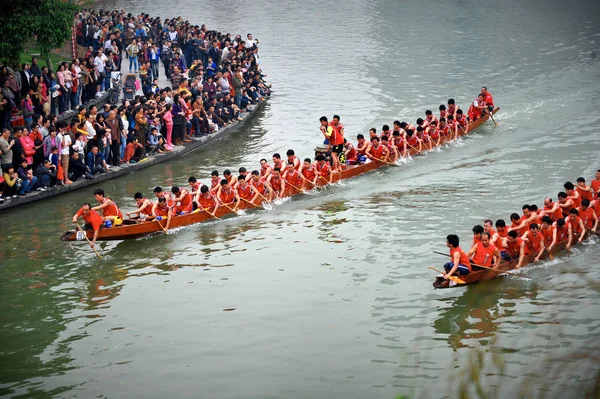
[327,115,345,172]
[92,188,123,226]
[592,192,600,219]
[152,197,173,233]
[443,234,472,279]
[126,192,154,220]
[343,139,358,165]
[472,225,484,247]
[566,208,586,244]
[355,134,368,163]
[554,218,573,250]
[299,158,317,190]
[505,230,528,269]
[522,223,546,262]
[267,167,286,199]
[468,93,486,121]
[72,203,103,248]
[217,179,239,211]
[209,171,220,194]
[543,197,563,222]
[250,170,273,202]
[283,161,303,193]
[195,185,218,216]
[481,86,494,113]
[540,216,557,252]
[366,136,390,162]
[591,170,600,196]
[236,174,259,204]
[578,199,598,232]
[576,177,594,202]
[467,232,500,268]
[259,159,273,181]
[188,176,202,197]
[286,149,301,170]
[171,185,193,215]
[314,154,332,185]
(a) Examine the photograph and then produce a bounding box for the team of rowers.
[72,87,497,247]
[440,171,600,282]
[321,87,495,171]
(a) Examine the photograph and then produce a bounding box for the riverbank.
[0,99,266,212]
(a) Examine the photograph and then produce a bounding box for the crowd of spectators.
[0,8,271,205]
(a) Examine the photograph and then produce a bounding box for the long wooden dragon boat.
[60,108,500,242]
[432,230,599,289]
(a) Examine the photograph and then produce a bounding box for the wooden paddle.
[285,180,305,193]
[432,250,532,280]
[155,217,168,234]
[199,206,220,220]
[373,157,397,167]
[428,266,465,284]
[220,202,239,214]
[488,108,498,127]
[76,224,102,258]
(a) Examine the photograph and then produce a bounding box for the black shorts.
[331,144,343,154]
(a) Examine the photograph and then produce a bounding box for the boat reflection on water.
[432,279,540,350]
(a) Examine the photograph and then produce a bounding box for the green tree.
[0,0,80,68]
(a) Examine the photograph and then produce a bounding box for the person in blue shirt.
[86,145,109,175]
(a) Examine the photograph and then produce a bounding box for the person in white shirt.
[245,33,257,49]
[94,49,107,91]
[57,122,73,184]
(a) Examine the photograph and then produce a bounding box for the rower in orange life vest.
[235,174,260,204]
[233,167,249,189]
[578,199,598,232]
[494,219,509,258]
[426,120,441,147]
[472,225,484,247]
[381,136,398,163]
[328,115,345,172]
[272,153,285,174]
[195,184,218,216]
[576,177,593,202]
[438,118,451,140]
[267,167,286,199]
[381,124,392,138]
[405,129,422,153]
[468,93,486,121]
[209,170,220,194]
[481,86,494,113]
[391,131,407,159]
[557,191,576,217]
[416,126,432,150]
[250,169,273,202]
[509,212,527,237]
[343,139,358,165]
[314,154,332,185]
[223,169,235,186]
[442,234,472,279]
[365,136,390,163]
[72,202,103,248]
[504,230,527,269]
[299,157,317,189]
[217,178,239,211]
[509,204,538,236]
[188,176,203,197]
[446,115,459,140]
[522,223,546,262]
[566,208,586,244]
[543,197,563,222]
[592,191,600,219]
[153,186,174,207]
[455,109,469,135]
[446,98,459,119]
[423,110,437,128]
[563,181,581,213]
[483,219,499,247]
[540,216,557,252]
[554,217,573,250]
[438,104,447,120]
[283,161,303,192]
[152,196,173,232]
[466,232,500,268]
[126,192,154,220]
[92,188,123,226]
[259,159,273,181]
[286,149,301,170]
[591,169,600,196]
[355,134,368,164]
[171,185,193,215]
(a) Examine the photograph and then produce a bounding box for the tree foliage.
[0,0,80,67]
